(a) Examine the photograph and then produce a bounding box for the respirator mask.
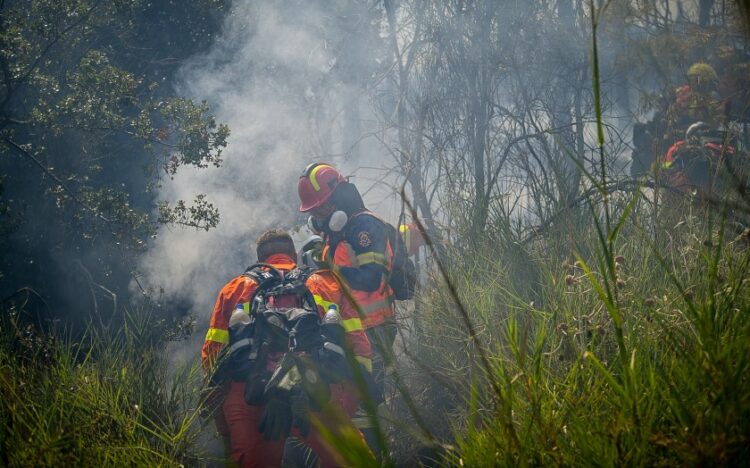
[307,210,348,234]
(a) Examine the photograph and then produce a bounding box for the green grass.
[0,308,207,467]
[378,7,750,463]
[394,195,750,466]
[4,195,748,467]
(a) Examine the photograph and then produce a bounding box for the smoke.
[137,0,398,367]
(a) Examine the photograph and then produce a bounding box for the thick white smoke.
[138,0,399,367]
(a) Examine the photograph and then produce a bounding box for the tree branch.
[5,138,111,222]
[1,0,103,111]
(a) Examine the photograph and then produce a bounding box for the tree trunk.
[699,0,715,26]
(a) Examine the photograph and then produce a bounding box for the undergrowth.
[400,197,750,466]
[0,308,206,467]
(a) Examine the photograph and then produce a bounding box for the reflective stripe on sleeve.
[312,294,339,313]
[342,243,357,267]
[351,416,375,429]
[356,252,387,266]
[355,355,373,372]
[399,224,411,250]
[242,301,250,314]
[205,327,229,345]
[361,297,394,315]
[340,317,363,332]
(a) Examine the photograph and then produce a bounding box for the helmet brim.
[298,190,333,212]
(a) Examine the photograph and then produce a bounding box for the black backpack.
[383,222,417,300]
[214,263,323,405]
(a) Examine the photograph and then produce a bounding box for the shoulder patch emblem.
[358,231,372,247]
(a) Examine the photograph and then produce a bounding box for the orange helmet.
[298,163,346,212]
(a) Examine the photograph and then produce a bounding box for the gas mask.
[307,210,348,234]
[327,210,348,232]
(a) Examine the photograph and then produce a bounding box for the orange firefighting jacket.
[202,253,373,374]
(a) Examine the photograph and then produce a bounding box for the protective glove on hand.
[244,374,270,406]
[258,396,292,441]
[361,362,384,405]
[317,345,350,384]
[290,390,311,437]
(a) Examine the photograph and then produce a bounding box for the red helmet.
[298,163,346,212]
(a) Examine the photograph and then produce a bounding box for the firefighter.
[297,163,399,456]
[668,62,726,132]
[201,229,372,468]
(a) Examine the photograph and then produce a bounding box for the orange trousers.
[216,382,361,468]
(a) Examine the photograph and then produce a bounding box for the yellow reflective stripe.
[352,416,374,429]
[205,327,229,345]
[361,298,393,314]
[355,355,373,372]
[342,243,357,266]
[242,301,250,314]
[312,294,338,313]
[309,164,333,191]
[400,224,411,250]
[356,252,387,266]
[340,317,363,332]
[662,161,673,169]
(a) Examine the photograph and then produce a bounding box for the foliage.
[0,306,208,466]
[372,2,750,466]
[0,0,229,325]
[397,195,750,466]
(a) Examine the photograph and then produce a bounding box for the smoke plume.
[138,0,397,366]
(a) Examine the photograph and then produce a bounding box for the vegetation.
[395,198,750,466]
[2,0,750,467]
[370,2,750,465]
[0,0,229,328]
[0,307,205,466]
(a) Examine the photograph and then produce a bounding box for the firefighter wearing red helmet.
[298,163,396,328]
[298,163,397,456]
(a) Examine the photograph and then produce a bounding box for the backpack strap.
[242,263,283,288]
[263,266,318,313]
[295,267,320,313]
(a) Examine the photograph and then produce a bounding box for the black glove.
[290,390,311,437]
[317,344,350,384]
[295,353,331,409]
[365,358,385,405]
[258,396,292,441]
[244,374,269,406]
